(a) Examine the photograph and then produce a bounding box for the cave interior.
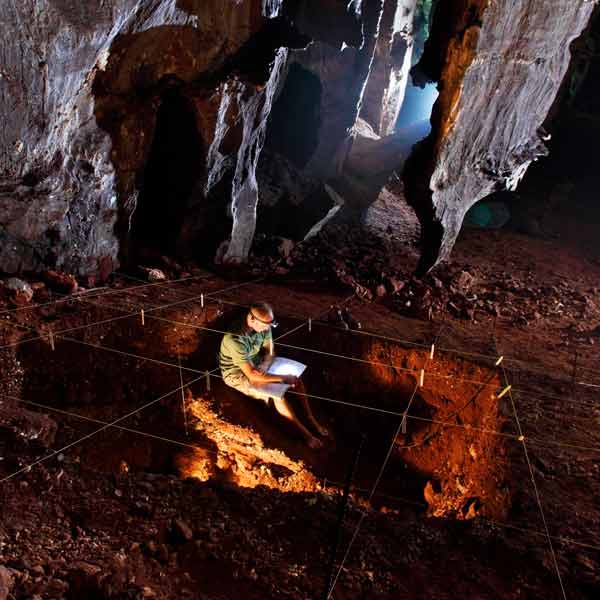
[1,1,600,599]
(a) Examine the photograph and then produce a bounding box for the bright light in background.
[393,81,439,152]
[392,0,438,147]
[396,82,439,133]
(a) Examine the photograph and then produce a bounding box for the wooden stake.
[308,318,312,333]
[48,329,55,351]
[205,370,211,392]
[269,337,274,356]
[178,353,188,437]
[419,369,425,388]
[140,308,145,326]
[429,344,435,360]
[497,384,512,399]
[200,293,204,308]
[495,356,504,366]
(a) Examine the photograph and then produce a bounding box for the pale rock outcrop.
[0,0,279,274]
[405,0,597,272]
[360,0,418,137]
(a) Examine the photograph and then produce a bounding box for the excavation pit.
[12,298,512,521]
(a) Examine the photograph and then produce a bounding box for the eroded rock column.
[405,0,597,272]
[360,0,417,137]
[224,48,289,263]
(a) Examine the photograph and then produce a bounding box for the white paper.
[247,357,306,401]
[266,357,306,378]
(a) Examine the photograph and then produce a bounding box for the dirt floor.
[1,211,600,598]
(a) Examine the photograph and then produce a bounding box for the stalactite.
[204,83,234,196]
[224,47,289,263]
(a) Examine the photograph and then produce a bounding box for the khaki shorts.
[222,369,270,403]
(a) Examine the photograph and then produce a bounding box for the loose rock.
[0,566,15,600]
[4,278,33,305]
[42,270,78,294]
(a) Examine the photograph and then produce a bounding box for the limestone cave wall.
[0,0,273,275]
[0,0,597,277]
[405,0,597,273]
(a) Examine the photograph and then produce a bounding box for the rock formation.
[0,0,597,277]
[405,0,597,273]
[0,0,297,274]
[360,0,417,137]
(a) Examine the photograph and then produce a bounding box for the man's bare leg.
[294,380,330,438]
[272,396,323,449]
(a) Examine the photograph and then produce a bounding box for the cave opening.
[130,86,205,261]
[395,82,438,135]
[265,62,323,169]
[394,0,438,145]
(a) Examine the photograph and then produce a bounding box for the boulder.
[0,566,15,600]
[42,270,78,294]
[4,278,34,305]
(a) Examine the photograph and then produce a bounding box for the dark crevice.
[265,62,322,169]
[21,171,40,187]
[178,173,235,264]
[130,84,205,259]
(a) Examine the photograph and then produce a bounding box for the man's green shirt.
[219,319,273,379]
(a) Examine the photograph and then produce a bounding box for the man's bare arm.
[257,352,275,373]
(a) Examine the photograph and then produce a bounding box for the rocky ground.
[1,204,600,598]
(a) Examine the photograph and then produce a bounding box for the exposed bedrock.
[404,0,597,274]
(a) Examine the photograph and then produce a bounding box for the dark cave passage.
[265,62,322,169]
[131,87,205,259]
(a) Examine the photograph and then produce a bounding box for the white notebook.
[247,356,307,401]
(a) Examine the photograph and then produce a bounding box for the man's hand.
[242,360,298,385]
[258,353,275,373]
[281,374,299,386]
